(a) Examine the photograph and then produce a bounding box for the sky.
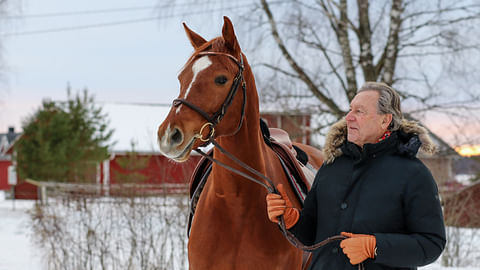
[1,0,479,152]
[0,0,245,151]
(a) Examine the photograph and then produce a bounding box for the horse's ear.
[222,16,240,54]
[183,22,207,49]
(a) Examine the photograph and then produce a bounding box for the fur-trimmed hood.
[323,118,437,164]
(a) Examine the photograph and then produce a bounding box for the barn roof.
[102,103,171,152]
[0,127,22,158]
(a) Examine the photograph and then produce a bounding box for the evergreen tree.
[15,89,113,183]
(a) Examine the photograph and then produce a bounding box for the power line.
[4,5,158,19]
[2,16,159,37]
[58,100,173,107]
[1,3,258,37]
[99,101,172,107]
[3,0,256,20]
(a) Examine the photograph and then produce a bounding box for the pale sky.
[1,0,479,151]
[0,0,246,151]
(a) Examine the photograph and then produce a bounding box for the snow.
[456,174,476,185]
[0,191,478,270]
[422,265,479,270]
[102,103,171,152]
[424,264,480,270]
[0,196,43,270]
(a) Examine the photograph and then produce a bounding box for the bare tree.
[0,0,9,78]
[30,192,190,270]
[165,0,480,141]
[0,0,23,83]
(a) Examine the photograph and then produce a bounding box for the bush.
[30,193,189,270]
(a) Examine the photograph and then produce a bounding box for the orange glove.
[340,232,376,265]
[265,184,299,229]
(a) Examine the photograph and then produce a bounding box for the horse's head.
[157,16,250,162]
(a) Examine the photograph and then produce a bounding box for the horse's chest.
[192,185,248,234]
[188,178,302,269]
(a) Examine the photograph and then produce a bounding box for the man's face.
[345,90,391,148]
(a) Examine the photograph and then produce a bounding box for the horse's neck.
[209,63,274,196]
[211,113,269,196]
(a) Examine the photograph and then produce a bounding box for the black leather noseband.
[172,51,246,142]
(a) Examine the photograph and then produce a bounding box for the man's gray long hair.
[358,81,403,131]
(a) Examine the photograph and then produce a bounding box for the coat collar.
[323,118,437,164]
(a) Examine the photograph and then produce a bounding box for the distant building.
[99,151,201,196]
[418,131,459,187]
[0,127,22,191]
[260,111,312,145]
[2,104,469,203]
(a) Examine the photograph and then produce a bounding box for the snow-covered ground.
[0,191,478,270]
[0,196,43,270]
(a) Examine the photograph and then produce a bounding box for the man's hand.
[340,232,376,265]
[265,184,299,229]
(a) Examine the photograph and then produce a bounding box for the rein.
[177,51,363,270]
[195,140,351,251]
[194,142,364,270]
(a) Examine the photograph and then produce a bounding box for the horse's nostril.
[170,128,183,144]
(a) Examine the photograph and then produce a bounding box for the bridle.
[171,50,363,270]
[172,51,247,143]
[172,50,279,194]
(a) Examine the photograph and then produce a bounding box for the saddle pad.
[188,150,213,237]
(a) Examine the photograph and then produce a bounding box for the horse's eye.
[215,75,228,85]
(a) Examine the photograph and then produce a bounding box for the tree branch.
[259,63,301,79]
[260,0,345,117]
[301,26,349,93]
[320,0,358,101]
[356,0,376,81]
[381,0,403,85]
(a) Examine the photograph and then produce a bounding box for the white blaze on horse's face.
[176,56,212,114]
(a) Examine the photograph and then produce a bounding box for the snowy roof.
[0,127,21,157]
[102,103,171,152]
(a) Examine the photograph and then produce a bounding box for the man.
[266,82,446,269]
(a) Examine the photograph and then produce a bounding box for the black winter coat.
[290,120,446,270]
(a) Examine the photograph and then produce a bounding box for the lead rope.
[194,138,365,270]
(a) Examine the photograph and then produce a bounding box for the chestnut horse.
[157,17,323,269]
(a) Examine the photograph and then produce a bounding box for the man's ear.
[382,114,393,129]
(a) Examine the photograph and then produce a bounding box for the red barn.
[443,181,480,227]
[2,107,314,200]
[260,111,312,145]
[0,158,12,191]
[100,151,202,195]
[0,127,21,192]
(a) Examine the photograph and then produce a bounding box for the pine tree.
[15,89,113,183]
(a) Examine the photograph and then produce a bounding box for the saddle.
[187,120,318,236]
[266,127,316,201]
